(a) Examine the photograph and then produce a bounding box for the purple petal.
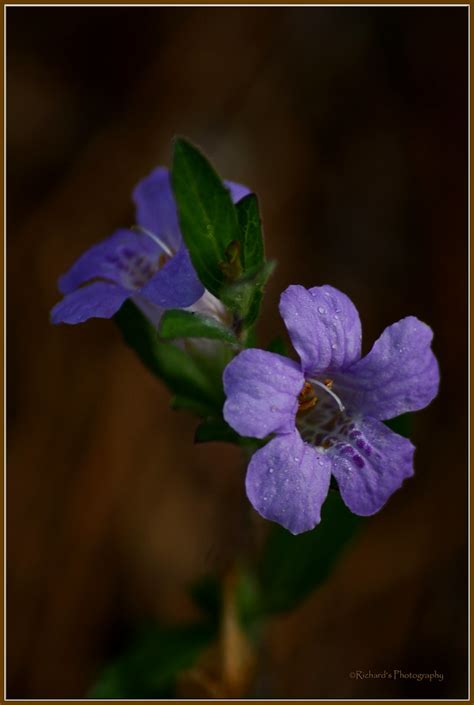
[50,281,129,325]
[336,316,440,420]
[246,430,331,534]
[223,349,304,439]
[58,228,159,295]
[329,416,415,516]
[224,180,252,203]
[279,285,362,377]
[138,246,204,309]
[132,167,182,252]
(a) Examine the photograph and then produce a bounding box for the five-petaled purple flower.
[223,285,439,535]
[51,167,249,326]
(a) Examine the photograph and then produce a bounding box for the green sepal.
[159,309,238,344]
[223,259,276,331]
[235,193,264,271]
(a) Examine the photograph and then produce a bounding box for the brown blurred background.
[7,5,468,699]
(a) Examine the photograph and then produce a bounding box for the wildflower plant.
[51,139,439,698]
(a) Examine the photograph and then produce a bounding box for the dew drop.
[294,456,299,462]
[318,306,325,314]
[331,343,337,350]
[269,467,274,474]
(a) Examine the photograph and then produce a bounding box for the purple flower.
[223,285,439,534]
[51,168,250,325]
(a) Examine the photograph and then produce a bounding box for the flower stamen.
[308,378,345,413]
[132,225,174,257]
[297,381,318,413]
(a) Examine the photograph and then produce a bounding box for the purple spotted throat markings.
[223,284,439,535]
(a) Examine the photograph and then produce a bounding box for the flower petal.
[223,349,304,439]
[138,246,204,309]
[279,285,362,377]
[133,167,182,251]
[50,281,129,325]
[58,228,159,295]
[329,416,415,516]
[245,430,331,534]
[224,180,251,203]
[336,316,440,420]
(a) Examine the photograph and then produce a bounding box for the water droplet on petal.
[269,467,274,474]
[318,306,325,314]
[294,456,299,462]
[331,343,337,350]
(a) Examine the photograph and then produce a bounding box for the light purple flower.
[51,168,250,325]
[223,285,440,534]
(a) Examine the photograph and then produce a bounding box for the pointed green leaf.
[159,309,237,344]
[171,138,241,301]
[259,491,362,614]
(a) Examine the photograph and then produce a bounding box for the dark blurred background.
[7,5,468,699]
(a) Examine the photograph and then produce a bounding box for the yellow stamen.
[297,381,318,414]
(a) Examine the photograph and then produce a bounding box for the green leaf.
[114,300,222,413]
[385,413,413,438]
[258,491,362,614]
[171,138,241,301]
[235,193,264,271]
[266,336,290,357]
[159,309,237,344]
[88,622,214,698]
[194,417,241,445]
[171,138,274,328]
